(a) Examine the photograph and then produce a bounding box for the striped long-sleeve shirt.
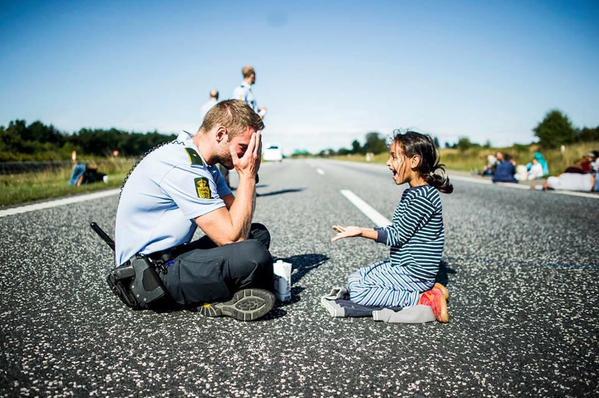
[375,185,444,281]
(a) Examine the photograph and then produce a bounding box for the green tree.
[363,132,387,154]
[351,139,362,154]
[533,109,576,148]
[577,126,599,142]
[456,136,473,152]
[27,121,63,145]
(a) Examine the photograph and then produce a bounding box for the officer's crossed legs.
[156,223,273,307]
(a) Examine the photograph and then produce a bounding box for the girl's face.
[386,142,413,185]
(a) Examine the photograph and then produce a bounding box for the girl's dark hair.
[392,130,453,194]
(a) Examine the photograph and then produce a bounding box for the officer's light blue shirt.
[114,137,232,266]
[232,81,258,112]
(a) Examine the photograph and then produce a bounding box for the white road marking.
[340,190,391,227]
[551,190,599,199]
[0,189,121,218]
[451,175,528,190]
[316,168,325,175]
[450,175,598,198]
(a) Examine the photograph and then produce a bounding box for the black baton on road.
[90,222,115,252]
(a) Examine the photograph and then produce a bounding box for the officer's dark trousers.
[159,223,273,306]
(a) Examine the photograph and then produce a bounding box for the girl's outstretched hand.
[331,225,362,242]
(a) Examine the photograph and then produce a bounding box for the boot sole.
[200,289,275,321]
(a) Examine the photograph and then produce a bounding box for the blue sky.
[1,0,598,153]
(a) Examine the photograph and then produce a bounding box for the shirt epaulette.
[184,147,205,166]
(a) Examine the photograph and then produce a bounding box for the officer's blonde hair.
[242,65,255,79]
[201,99,264,137]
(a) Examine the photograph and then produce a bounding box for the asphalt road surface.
[1,159,598,397]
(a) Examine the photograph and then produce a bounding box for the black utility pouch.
[106,256,167,310]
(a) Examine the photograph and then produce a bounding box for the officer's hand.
[254,131,262,173]
[331,225,362,242]
[231,132,261,180]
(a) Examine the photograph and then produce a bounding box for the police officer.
[114,100,274,321]
[232,65,267,119]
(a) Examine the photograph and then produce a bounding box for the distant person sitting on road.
[232,65,267,119]
[543,172,596,192]
[200,89,219,122]
[69,151,108,186]
[515,164,529,181]
[543,152,597,192]
[481,153,498,177]
[531,151,550,176]
[526,158,544,180]
[517,151,548,181]
[325,131,453,323]
[114,100,275,321]
[564,152,595,174]
[492,153,517,183]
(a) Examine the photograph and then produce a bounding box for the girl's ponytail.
[424,164,453,194]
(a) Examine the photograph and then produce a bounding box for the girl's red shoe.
[433,283,449,301]
[418,288,449,323]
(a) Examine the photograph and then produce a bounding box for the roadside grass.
[0,158,136,207]
[332,141,599,174]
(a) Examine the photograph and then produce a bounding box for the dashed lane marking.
[316,168,325,175]
[340,189,391,227]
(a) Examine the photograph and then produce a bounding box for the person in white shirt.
[232,65,267,119]
[527,159,545,180]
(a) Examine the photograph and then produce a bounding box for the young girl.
[332,131,453,322]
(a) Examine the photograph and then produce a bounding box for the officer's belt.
[146,242,190,265]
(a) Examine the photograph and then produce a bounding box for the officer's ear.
[215,126,228,143]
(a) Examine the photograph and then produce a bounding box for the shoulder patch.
[185,148,205,166]
[194,177,212,199]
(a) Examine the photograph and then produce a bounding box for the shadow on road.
[257,188,305,197]
[282,253,329,285]
[435,259,456,287]
[272,253,329,307]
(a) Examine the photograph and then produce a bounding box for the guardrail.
[0,161,73,175]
